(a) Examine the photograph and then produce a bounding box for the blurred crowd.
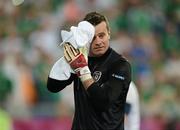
[0,0,179,130]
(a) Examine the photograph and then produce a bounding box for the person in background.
[125,81,140,130]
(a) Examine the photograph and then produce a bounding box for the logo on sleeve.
[112,73,125,80]
[92,71,102,82]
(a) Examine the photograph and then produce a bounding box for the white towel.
[49,57,74,80]
[60,21,95,49]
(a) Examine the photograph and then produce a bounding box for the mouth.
[94,47,104,50]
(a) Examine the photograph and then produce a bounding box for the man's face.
[89,22,110,57]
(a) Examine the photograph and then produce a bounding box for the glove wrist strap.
[75,66,92,82]
[80,73,92,82]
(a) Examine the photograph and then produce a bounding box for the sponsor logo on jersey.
[93,71,102,82]
[112,73,125,80]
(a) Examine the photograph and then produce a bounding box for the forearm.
[81,77,94,90]
[47,74,74,92]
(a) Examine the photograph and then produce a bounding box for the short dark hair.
[83,12,110,32]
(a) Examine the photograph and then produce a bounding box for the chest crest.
[92,71,102,82]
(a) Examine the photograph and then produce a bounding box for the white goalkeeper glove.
[63,43,92,82]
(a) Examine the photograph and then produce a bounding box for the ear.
[108,31,110,40]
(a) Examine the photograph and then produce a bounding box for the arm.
[87,60,131,111]
[47,74,75,93]
[81,78,94,90]
[48,20,95,93]
[47,56,75,93]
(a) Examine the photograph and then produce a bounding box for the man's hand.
[63,42,92,82]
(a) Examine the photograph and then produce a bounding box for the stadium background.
[0,0,179,130]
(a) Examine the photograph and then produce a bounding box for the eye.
[98,33,105,39]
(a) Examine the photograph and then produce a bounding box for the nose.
[94,36,102,45]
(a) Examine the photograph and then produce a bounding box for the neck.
[88,48,111,61]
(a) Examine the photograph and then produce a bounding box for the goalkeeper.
[47,12,131,130]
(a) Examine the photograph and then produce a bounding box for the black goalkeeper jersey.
[47,48,131,130]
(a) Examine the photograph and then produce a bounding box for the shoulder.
[109,48,131,69]
[108,49,131,82]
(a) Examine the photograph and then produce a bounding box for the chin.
[94,51,105,57]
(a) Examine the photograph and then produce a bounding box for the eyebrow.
[96,32,106,36]
[92,32,105,41]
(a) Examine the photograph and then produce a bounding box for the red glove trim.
[70,53,88,70]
